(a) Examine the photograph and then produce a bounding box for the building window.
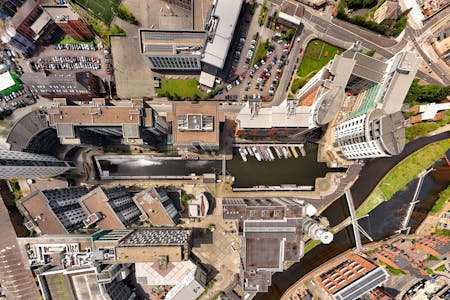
[274,210,282,217]
[261,210,269,217]
[249,210,256,217]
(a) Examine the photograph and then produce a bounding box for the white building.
[0,150,73,179]
[298,42,420,160]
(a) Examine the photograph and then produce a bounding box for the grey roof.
[333,267,389,300]
[118,228,190,246]
[377,111,405,156]
[6,110,49,151]
[351,53,387,84]
[380,50,420,115]
[122,124,140,138]
[313,86,345,125]
[56,123,75,138]
[201,0,244,69]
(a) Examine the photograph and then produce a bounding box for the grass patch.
[356,139,450,218]
[73,0,120,23]
[297,40,342,77]
[8,179,22,200]
[405,110,450,142]
[254,39,270,64]
[304,240,321,254]
[386,265,405,275]
[425,267,435,275]
[435,229,450,236]
[435,264,447,272]
[156,79,207,100]
[58,35,95,45]
[429,184,450,216]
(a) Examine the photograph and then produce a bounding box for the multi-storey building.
[47,98,169,148]
[132,187,181,226]
[9,0,63,53]
[21,71,100,100]
[0,150,73,179]
[334,109,405,159]
[235,100,313,141]
[139,0,243,80]
[78,186,141,230]
[139,29,207,71]
[93,228,192,263]
[16,233,136,300]
[223,198,333,292]
[18,186,89,234]
[297,42,420,160]
[169,101,222,152]
[315,254,389,300]
[42,5,94,41]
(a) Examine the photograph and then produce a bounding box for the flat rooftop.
[280,1,305,22]
[20,71,94,96]
[119,228,191,246]
[48,98,145,137]
[30,10,51,35]
[110,36,155,99]
[42,5,80,22]
[19,191,67,234]
[237,102,311,129]
[140,29,207,55]
[170,102,220,146]
[246,238,281,269]
[201,0,243,69]
[78,187,125,230]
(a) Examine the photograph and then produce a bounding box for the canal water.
[97,143,345,187]
[227,143,345,187]
[98,158,222,177]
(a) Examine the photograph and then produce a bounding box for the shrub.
[108,24,126,36]
[365,49,376,56]
[117,4,139,25]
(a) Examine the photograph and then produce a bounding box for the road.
[406,26,450,86]
[299,7,449,85]
[272,26,314,106]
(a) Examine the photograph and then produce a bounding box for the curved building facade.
[334,109,405,160]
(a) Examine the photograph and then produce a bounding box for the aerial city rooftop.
[0,0,449,299]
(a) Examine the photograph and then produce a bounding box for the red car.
[299,47,303,54]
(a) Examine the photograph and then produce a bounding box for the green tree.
[285,29,295,41]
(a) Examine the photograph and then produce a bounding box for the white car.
[226,84,233,91]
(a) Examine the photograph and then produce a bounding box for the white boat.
[247,146,255,156]
[282,146,290,159]
[252,146,262,161]
[274,147,283,159]
[239,148,247,162]
[299,144,306,157]
[267,147,275,161]
[242,147,248,155]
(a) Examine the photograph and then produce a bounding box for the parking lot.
[29,44,110,79]
[214,4,295,102]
